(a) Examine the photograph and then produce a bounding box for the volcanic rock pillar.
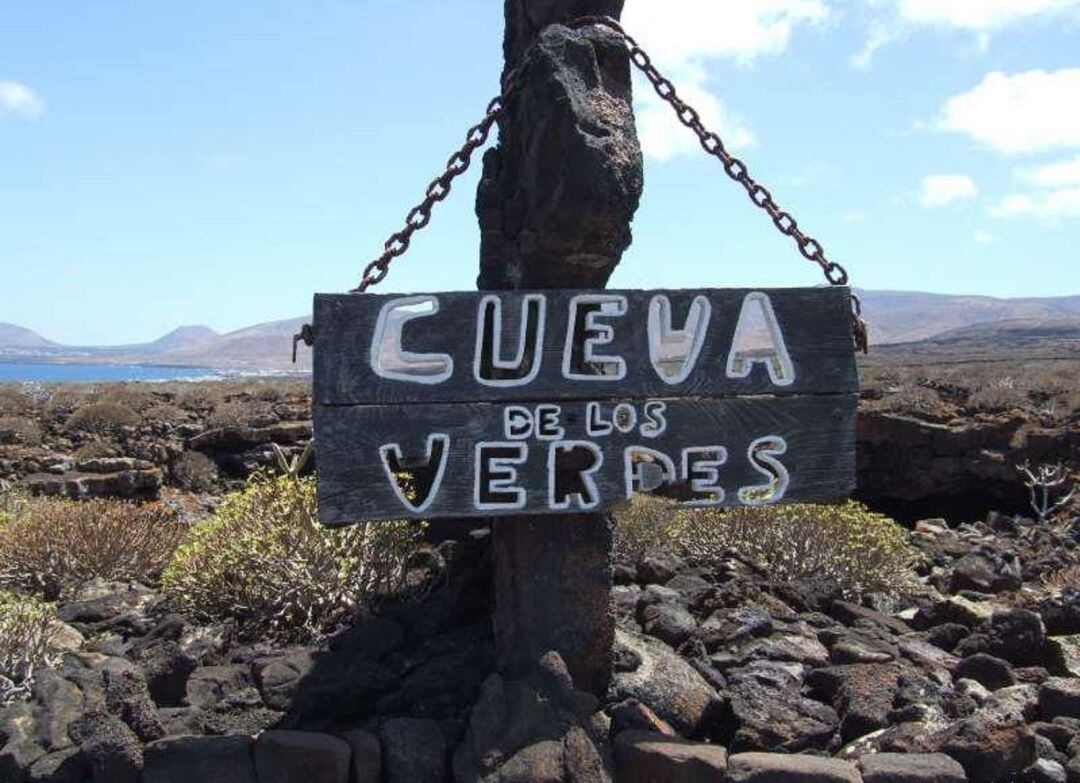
[476,0,643,694]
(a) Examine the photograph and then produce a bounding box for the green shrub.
[65,402,139,434]
[675,501,915,598]
[613,497,915,599]
[612,494,681,564]
[163,473,421,642]
[0,497,186,597]
[0,590,56,703]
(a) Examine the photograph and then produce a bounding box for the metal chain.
[343,15,868,351]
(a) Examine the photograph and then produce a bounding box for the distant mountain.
[162,317,310,370]
[856,290,1080,344]
[0,323,57,350]
[926,316,1080,345]
[142,325,219,354]
[2,289,1078,371]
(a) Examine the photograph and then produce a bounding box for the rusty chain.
[341,15,868,353]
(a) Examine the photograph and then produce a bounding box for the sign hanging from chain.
[313,287,857,523]
[305,15,865,525]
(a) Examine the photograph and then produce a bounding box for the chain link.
[344,14,867,352]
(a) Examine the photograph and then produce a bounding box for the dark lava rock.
[858,752,967,783]
[614,730,727,783]
[1040,591,1080,636]
[1022,759,1068,783]
[935,711,1035,783]
[253,730,352,783]
[341,729,381,783]
[611,631,724,739]
[727,752,860,783]
[724,662,839,752]
[1040,679,1080,720]
[142,734,257,783]
[770,576,843,614]
[808,663,915,743]
[956,653,1017,691]
[957,609,1047,667]
[637,555,680,585]
[927,623,971,652]
[69,711,143,783]
[950,551,1022,594]
[379,718,445,783]
[638,601,696,647]
[131,639,197,708]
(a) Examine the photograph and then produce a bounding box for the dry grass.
[65,402,140,434]
[0,417,42,446]
[0,496,187,597]
[171,451,218,492]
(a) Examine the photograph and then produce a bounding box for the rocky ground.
[0,365,1077,782]
[5,498,1080,782]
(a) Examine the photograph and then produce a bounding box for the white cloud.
[989,188,1080,219]
[1018,154,1080,187]
[622,0,831,67]
[854,1,1080,67]
[974,230,996,244]
[851,21,898,70]
[0,80,44,120]
[622,0,829,161]
[936,69,1080,155]
[920,174,978,207]
[636,70,756,163]
[896,0,1080,32]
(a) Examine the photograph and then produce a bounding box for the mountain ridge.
[3,290,1078,371]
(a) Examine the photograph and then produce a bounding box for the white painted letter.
[475,442,528,511]
[624,446,676,499]
[474,294,546,387]
[681,447,727,506]
[737,436,789,506]
[370,296,453,384]
[548,441,604,510]
[648,294,711,384]
[562,294,628,381]
[378,433,450,513]
[725,292,795,387]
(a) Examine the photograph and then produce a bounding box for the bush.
[0,590,56,703]
[613,497,915,599]
[206,401,276,429]
[675,501,915,598]
[65,402,139,434]
[612,494,681,563]
[0,416,41,446]
[72,441,117,462]
[163,473,421,642]
[0,497,186,597]
[0,386,33,417]
[969,383,1029,413]
[878,385,943,417]
[171,451,218,492]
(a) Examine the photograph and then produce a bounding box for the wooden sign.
[312,287,858,525]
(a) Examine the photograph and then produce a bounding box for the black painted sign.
[313,287,858,524]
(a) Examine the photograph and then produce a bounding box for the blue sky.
[2,0,1079,345]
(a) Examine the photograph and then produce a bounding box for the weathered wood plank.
[313,286,857,406]
[314,393,856,524]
